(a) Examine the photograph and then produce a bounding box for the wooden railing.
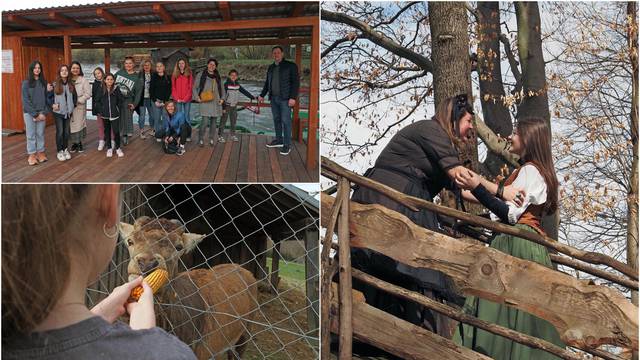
[321,156,638,360]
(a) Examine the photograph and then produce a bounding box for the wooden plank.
[247,135,258,182]
[9,16,319,38]
[267,139,284,182]
[304,222,319,332]
[321,195,640,350]
[72,37,312,49]
[214,140,233,182]
[64,35,72,65]
[337,178,353,359]
[236,133,250,182]
[270,238,281,292]
[189,144,216,182]
[294,45,303,141]
[224,134,242,182]
[7,15,47,30]
[289,140,312,182]
[330,285,491,360]
[48,11,82,28]
[255,135,273,182]
[306,20,319,171]
[202,141,225,181]
[276,141,298,182]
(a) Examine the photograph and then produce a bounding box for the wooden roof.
[2,1,318,46]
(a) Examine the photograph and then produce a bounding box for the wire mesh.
[86,184,320,360]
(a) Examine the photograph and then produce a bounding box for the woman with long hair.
[453,117,565,359]
[47,64,76,162]
[150,61,172,142]
[171,58,193,139]
[94,73,125,158]
[192,58,225,147]
[136,59,154,139]
[1,185,197,359]
[69,61,91,153]
[349,95,526,355]
[21,60,51,165]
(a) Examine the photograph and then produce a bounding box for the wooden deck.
[2,120,318,183]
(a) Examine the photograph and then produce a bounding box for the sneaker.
[106,148,113,157]
[209,139,215,146]
[78,143,84,153]
[140,132,146,140]
[36,152,47,163]
[231,135,239,142]
[28,154,38,165]
[64,149,71,160]
[116,148,124,157]
[70,143,78,153]
[280,145,291,155]
[122,136,128,146]
[266,139,283,148]
[199,139,204,147]
[57,151,66,162]
[156,137,162,143]
[149,129,155,137]
[218,136,226,143]
[176,148,185,156]
[98,140,105,151]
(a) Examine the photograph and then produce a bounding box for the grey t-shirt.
[2,316,196,360]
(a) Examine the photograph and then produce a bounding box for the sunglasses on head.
[452,94,474,121]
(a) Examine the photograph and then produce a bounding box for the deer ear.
[182,233,205,253]
[134,216,152,229]
[120,222,135,240]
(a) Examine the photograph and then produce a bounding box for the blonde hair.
[172,58,191,79]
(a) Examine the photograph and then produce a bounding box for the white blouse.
[489,164,547,225]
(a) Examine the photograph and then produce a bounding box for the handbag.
[199,77,215,102]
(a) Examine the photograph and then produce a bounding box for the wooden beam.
[304,224,319,332]
[6,16,318,38]
[72,37,312,49]
[151,3,192,42]
[104,48,110,74]
[293,45,303,141]
[96,8,125,27]
[330,284,491,360]
[218,2,235,40]
[63,35,72,65]
[48,11,82,28]
[321,194,639,350]
[7,15,46,30]
[306,21,319,170]
[337,178,353,359]
[280,3,306,38]
[270,237,281,292]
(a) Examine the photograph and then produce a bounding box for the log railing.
[321,156,639,360]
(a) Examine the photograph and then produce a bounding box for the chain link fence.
[85,184,319,360]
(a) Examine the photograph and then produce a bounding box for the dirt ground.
[243,278,319,359]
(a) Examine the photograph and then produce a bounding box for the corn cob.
[129,268,169,301]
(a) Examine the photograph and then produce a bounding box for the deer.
[120,216,258,360]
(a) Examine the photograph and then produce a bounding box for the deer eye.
[175,243,184,251]
[127,239,133,247]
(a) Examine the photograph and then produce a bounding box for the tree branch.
[499,33,523,93]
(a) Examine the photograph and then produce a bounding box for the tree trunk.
[321,194,639,350]
[476,2,514,177]
[514,2,558,240]
[626,1,639,307]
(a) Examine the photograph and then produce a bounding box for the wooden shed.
[2,1,319,170]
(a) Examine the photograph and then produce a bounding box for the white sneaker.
[98,140,105,151]
[156,138,162,143]
[111,140,116,148]
[116,148,124,157]
[57,151,65,161]
[106,148,113,157]
[63,149,71,160]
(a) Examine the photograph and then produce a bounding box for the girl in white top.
[69,61,92,153]
[453,117,564,360]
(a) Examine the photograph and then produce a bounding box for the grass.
[266,257,306,287]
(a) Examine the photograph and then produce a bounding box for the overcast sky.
[2,0,127,12]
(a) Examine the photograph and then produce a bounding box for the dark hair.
[198,58,222,96]
[515,117,559,214]
[102,73,116,95]
[272,45,284,53]
[54,64,76,96]
[27,60,46,88]
[70,61,84,77]
[2,184,91,336]
[124,56,135,62]
[432,94,474,146]
[229,69,238,75]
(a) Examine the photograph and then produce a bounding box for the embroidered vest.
[503,163,546,235]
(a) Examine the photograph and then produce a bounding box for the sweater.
[114,69,142,105]
[171,73,193,103]
[21,80,49,117]
[47,81,76,118]
[150,73,172,102]
[223,79,255,107]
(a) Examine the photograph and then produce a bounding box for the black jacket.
[150,73,172,102]
[95,87,125,120]
[260,59,300,100]
[91,80,103,115]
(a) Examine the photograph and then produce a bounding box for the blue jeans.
[24,113,45,154]
[138,98,154,129]
[177,101,191,126]
[270,96,292,146]
[152,104,167,137]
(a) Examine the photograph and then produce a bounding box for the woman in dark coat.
[349,94,524,347]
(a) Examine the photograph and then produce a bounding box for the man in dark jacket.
[258,45,300,156]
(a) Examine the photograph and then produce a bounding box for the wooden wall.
[2,35,64,131]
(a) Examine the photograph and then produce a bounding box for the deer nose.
[137,257,159,274]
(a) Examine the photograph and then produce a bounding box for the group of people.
[20,45,300,164]
[350,94,564,360]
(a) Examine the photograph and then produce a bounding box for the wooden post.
[306,20,319,171]
[293,44,303,141]
[304,219,319,332]
[254,233,269,284]
[63,35,71,64]
[104,48,110,74]
[270,235,282,293]
[338,177,353,359]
